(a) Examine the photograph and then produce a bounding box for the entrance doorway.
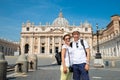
[24,44,29,53]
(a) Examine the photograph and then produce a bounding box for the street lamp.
[94,23,104,68]
[95,23,102,59]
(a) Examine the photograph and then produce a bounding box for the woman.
[60,34,72,80]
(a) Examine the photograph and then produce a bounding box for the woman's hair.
[63,34,71,40]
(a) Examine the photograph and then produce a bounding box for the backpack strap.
[80,39,87,56]
[70,42,72,47]
[70,39,87,56]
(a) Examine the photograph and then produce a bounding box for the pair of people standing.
[60,31,90,80]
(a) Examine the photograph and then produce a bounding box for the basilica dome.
[83,21,91,27]
[52,11,69,26]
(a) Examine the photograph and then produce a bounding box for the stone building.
[20,11,93,56]
[93,15,120,59]
[0,38,19,56]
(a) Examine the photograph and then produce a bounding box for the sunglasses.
[65,38,70,40]
[76,42,79,48]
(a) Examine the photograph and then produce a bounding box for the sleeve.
[62,45,67,49]
[83,40,89,48]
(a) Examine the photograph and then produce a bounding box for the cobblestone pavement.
[6,56,120,80]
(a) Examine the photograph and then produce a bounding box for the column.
[38,36,40,54]
[29,36,33,54]
[45,36,49,55]
[59,36,62,52]
[107,47,109,57]
[116,43,119,57]
[45,36,47,54]
[119,45,120,57]
[111,47,113,57]
[52,36,55,54]
[108,43,110,57]
[108,47,111,57]
[47,37,50,54]
[21,37,24,54]
[100,46,103,57]
[104,47,107,58]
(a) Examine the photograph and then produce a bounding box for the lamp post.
[94,23,104,67]
[95,24,102,59]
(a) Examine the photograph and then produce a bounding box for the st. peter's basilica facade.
[20,11,92,56]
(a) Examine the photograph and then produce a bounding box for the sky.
[0,0,120,41]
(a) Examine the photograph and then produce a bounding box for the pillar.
[38,37,40,54]
[59,36,62,52]
[52,36,55,54]
[45,37,48,54]
[20,37,24,54]
[29,36,33,54]
[47,37,50,54]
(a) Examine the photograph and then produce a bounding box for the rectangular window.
[26,27,29,31]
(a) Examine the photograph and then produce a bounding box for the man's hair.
[72,31,80,35]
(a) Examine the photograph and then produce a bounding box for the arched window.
[41,47,45,53]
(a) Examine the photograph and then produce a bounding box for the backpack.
[70,39,87,56]
[55,52,61,65]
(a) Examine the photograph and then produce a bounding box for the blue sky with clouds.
[0,0,120,41]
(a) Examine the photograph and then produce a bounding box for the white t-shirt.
[62,44,73,67]
[71,39,89,64]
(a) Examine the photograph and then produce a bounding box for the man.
[71,31,90,80]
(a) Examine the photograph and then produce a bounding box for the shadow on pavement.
[7,77,16,80]
[38,63,59,67]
